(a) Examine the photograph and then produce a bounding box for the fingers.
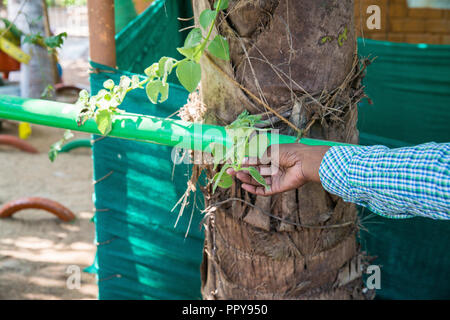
[227,169,272,195]
[259,166,273,176]
[226,168,271,185]
[231,166,273,176]
[241,157,261,166]
[237,171,272,186]
[241,183,273,196]
[260,146,273,164]
[241,147,273,166]
[225,168,275,196]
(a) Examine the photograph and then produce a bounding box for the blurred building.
[355,0,450,44]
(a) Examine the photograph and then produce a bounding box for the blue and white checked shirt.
[319,142,450,220]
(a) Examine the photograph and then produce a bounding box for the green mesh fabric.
[90,62,204,300]
[114,0,137,34]
[357,39,450,299]
[115,0,193,79]
[89,0,203,300]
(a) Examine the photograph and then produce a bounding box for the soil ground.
[0,124,96,300]
[0,37,97,300]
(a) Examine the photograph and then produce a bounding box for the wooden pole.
[87,0,116,68]
[133,0,153,14]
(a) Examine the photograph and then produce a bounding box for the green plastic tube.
[60,139,92,153]
[0,95,354,151]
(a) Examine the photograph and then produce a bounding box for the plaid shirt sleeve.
[319,142,450,220]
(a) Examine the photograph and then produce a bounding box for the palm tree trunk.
[193,0,371,299]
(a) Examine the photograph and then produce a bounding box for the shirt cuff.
[319,146,360,203]
[318,145,417,219]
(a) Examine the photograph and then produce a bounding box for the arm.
[319,142,449,220]
[228,142,450,220]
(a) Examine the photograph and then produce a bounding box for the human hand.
[226,143,330,196]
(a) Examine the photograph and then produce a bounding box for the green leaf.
[207,35,230,61]
[338,27,348,47]
[95,109,113,135]
[40,84,54,98]
[226,110,263,130]
[145,80,169,104]
[241,166,269,189]
[63,130,74,140]
[23,33,43,46]
[212,164,233,192]
[119,76,131,89]
[235,139,248,165]
[131,75,141,89]
[227,127,253,141]
[321,36,332,44]
[199,9,217,30]
[43,32,67,49]
[48,147,58,162]
[158,57,176,84]
[210,142,227,169]
[177,45,203,63]
[48,130,73,162]
[103,79,114,90]
[247,133,269,159]
[78,89,89,101]
[176,60,201,93]
[214,0,229,10]
[96,97,112,110]
[224,128,251,163]
[146,81,160,103]
[95,89,108,100]
[0,18,24,39]
[217,172,233,189]
[178,28,204,62]
[144,63,159,78]
[159,81,169,102]
[184,28,203,48]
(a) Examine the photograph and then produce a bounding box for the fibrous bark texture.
[192,0,372,299]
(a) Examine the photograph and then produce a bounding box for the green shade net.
[115,0,192,78]
[357,39,450,299]
[90,0,449,299]
[89,0,203,300]
[115,0,137,34]
[90,62,204,300]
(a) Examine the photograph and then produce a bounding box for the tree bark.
[41,0,60,84]
[192,0,370,299]
[8,0,54,99]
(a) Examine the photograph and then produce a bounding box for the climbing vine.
[75,0,230,136]
[210,111,270,191]
[70,0,270,190]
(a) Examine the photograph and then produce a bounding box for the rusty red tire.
[0,134,39,154]
[0,197,76,222]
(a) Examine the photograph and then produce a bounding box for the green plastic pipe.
[60,139,92,153]
[0,95,354,151]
